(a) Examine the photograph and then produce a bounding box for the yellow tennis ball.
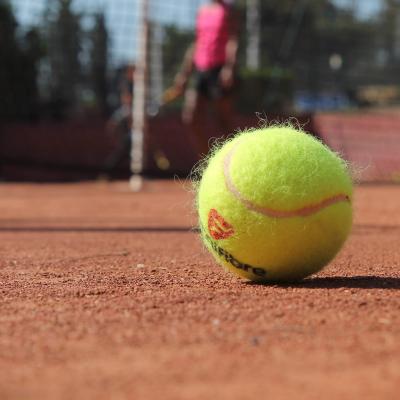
[197,125,353,282]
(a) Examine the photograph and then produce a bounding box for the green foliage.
[89,13,109,115]
[43,0,83,114]
[378,0,400,65]
[238,67,293,112]
[0,1,44,121]
[240,67,293,80]
[1,0,111,121]
[162,25,194,86]
[236,0,377,99]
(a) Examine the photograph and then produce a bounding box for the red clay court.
[0,181,399,399]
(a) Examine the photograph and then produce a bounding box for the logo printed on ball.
[203,231,267,277]
[208,209,235,240]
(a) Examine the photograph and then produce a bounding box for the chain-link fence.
[1,0,400,182]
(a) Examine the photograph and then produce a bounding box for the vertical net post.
[130,0,149,191]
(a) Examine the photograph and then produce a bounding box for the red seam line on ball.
[223,144,350,218]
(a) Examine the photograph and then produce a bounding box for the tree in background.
[0,1,44,121]
[379,0,400,64]
[0,1,20,120]
[372,0,400,89]
[162,25,194,88]
[43,0,83,117]
[40,1,111,118]
[234,0,376,109]
[291,0,375,92]
[89,12,109,116]
[20,28,45,120]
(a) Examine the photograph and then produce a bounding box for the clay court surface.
[0,181,399,399]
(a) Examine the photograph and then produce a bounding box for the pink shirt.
[194,3,230,71]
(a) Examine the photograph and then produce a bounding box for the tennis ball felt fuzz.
[197,125,353,282]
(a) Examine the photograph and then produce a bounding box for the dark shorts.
[195,65,235,100]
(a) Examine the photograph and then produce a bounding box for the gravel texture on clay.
[0,181,399,400]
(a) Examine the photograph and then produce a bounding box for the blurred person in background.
[173,0,239,156]
[101,64,135,178]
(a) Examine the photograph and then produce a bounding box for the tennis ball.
[197,125,353,282]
